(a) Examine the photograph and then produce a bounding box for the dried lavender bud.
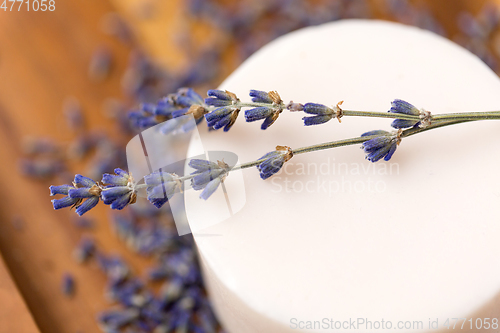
[68,175,101,216]
[101,169,137,210]
[249,89,273,103]
[205,106,240,131]
[257,145,293,180]
[302,101,343,125]
[389,99,421,129]
[245,90,283,129]
[145,170,180,208]
[204,89,237,107]
[189,159,230,200]
[361,130,402,162]
[50,184,82,211]
[61,273,75,297]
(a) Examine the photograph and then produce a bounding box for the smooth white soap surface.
[186,20,500,333]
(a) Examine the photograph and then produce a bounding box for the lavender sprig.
[50,117,480,215]
[130,88,500,134]
[52,92,500,215]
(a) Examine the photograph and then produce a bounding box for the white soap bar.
[187,20,500,333]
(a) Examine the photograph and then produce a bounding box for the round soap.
[186,20,500,333]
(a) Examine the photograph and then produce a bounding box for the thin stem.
[292,136,371,154]
[171,118,476,185]
[229,118,475,173]
[342,110,418,121]
[211,100,500,123]
[432,111,500,121]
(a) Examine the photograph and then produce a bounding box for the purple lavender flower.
[189,159,230,200]
[244,90,284,130]
[50,175,101,216]
[205,106,240,132]
[204,89,238,107]
[204,89,240,131]
[302,101,343,126]
[67,175,101,216]
[144,170,180,208]
[257,145,293,180]
[389,99,421,129]
[170,88,207,120]
[361,130,401,162]
[249,89,273,103]
[101,168,137,210]
[50,184,80,210]
[129,88,206,132]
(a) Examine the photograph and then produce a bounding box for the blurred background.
[0,0,499,332]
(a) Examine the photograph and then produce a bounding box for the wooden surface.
[0,1,493,332]
[0,1,150,332]
[0,255,40,333]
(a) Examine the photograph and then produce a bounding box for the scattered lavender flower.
[244,90,284,129]
[88,46,113,82]
[61,273,75,297]
[189,159,231,200]
[361,129,402,162]
[302,101,343,126]
[111,214,176,255]
[20,158,66,180]
[11,216,25,231]
[101,12,135,45]
[121,50,171,103]
[73,236,96,263]
[257,145,293,180]
[101,169,137,210]
[63,97,85,131]
[97,308,139,331]
[22,137,60,156]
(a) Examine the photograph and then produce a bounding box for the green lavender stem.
[173,118,477,185]
[226,101,500,122]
